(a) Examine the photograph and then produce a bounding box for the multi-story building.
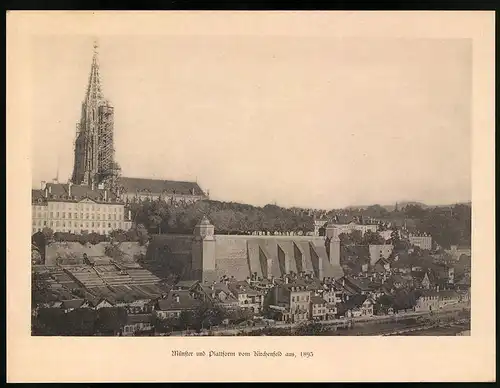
[409,234,433,250]
[310,294,327,321]
[314,220,378,238]
[271,280,311,323]
[228,281,264,314]
[31,181,132,235]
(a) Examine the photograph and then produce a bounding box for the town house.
[310,294,328,321]
[414,291,440,312]
[122,314,153,336]
[228,282,264,314]
[153,291,202,320]
[269,280,311,323]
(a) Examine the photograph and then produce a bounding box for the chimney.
[48,185,52,194]
[285,277,289,284]
[128,210,131,220]
[91,181,95,191]
[40,181,46,190]
[104,190,108,202]
[175,294,180,303]
[68,182,72,197]
[342,278,345,286]
[45,187,48,198]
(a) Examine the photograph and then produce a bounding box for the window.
[56,212,59,218]
[62,213,65,219]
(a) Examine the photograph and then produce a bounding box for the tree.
[126,228,139,242]
[374,294,395,315]
[363,230,385,245]
[190,303,227,331]
[135,224,149,246]
[110,229,128,243]
[65,308,97,336]
[41,227,54,243]
[149,214,162,234]
[404,204,426,219]
[227,308,254,324]
[350,230,363,245]
[32,308,66,336]
[31,271,51,305]
[95,307,128,335]
[151,314,177,333]
[178,310,195,330]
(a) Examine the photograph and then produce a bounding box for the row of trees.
[151,303,254,333]
[337,230,391,246]
[32,307,128,336]
[32,302,255,336]
[34,225,150,247]
[128,199,315,235]
[374,290,423,314]
[127,199,470,249]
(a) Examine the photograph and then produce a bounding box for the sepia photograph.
[7,11,495,383]
[30,34,472,338]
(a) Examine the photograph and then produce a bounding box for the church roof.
[119,177,205,196]
[32,183,121,204]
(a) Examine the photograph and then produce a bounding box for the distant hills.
[345,201,471,212]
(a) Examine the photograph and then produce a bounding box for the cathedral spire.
[85,39,103,103]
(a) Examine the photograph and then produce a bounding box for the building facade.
[315,221,379,238]
[32,181,131,235]
[409,234,433,250]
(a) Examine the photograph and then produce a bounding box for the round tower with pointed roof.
[192,216,216,283]
[194,215,214,239]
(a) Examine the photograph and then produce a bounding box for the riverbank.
[172,305,470,336]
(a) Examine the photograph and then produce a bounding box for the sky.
[30,35,471,209]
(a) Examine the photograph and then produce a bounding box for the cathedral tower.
[72,41,120,189]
